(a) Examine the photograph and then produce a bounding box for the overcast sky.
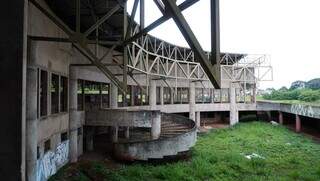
[128,0,320,89]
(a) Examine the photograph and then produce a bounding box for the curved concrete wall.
[113,113,197,161]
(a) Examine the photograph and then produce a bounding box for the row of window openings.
[38,69,248,114]
[38,69,68,117]
[77,79,235,111]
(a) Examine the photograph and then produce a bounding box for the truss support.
[210,0,220,65]
[123,0,199,46]
[161,0,220,88]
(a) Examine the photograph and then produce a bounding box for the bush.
[262,88,320,102]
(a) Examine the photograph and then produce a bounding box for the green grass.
[51,122,320,181]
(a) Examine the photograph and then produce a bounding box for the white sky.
[128,0,320,89]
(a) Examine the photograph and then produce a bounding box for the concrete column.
[149,80,157,110]
[111,126,119,143]
[26,67,38,181]
[229,83,239,125]
[69,66,79,163]
[151,112,161,140]
[125,127,130,139]
[279,111,283,125]
[160,86,164,105]
[85,127,94,151]
[189,82,196,121]
[196,111,201,128]
[295,114,301,133]
[110,83,118,108]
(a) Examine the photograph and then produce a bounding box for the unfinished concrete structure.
[0,0,275,180]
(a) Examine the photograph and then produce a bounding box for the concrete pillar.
[151,112,161,140]
[111,126,119,143]
[160,86,164,105]
[279,111,283,125]
[229,83,239,125]
[110,83,118,142]
[85,127,94,151]
[110,83,118,108]
[189,82,196,121]
[26,67,38,181]
[295,114,301,133]
[149,80,157,110]
[196,111,201,128]
[125,127,130,139]
[69,67,79,163]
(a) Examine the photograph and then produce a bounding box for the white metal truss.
[220,54,273,84]
[127,25,273,87]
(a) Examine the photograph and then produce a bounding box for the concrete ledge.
[85,109,161,127]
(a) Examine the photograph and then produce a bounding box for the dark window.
[196,88,204,103]
[118,91,124,107]
[156,87,161,105]
[84,81,101,110]
[124,85,132,106]
[214,89,221,103]
[44,139,51,153]
[221,89,229,102]
[101,83,109,108]
[141,86,149,105]
[77,127,82,136]
[60,76,68,112]
[51,74,59,114]
[37,146,40,159]
[181,88,189,103]
[61,132,68,142]
[203,89,211,103]
[40,70,48,116]
[163,87,171,104]
[133,86,142,106]
[77,80,84,110]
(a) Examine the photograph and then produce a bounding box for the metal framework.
[28,0,272,96]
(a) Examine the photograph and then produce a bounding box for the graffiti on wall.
[37,140,69,181]
[290,104,314,118]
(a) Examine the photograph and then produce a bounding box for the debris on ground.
[242,153,265,160]
[270,121,279,125]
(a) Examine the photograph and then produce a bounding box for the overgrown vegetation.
[51,122,320,181]
[262,88,320,103]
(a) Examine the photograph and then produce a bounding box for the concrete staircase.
[113,113,197,161]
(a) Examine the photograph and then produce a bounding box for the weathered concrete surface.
[26,67,38,181]
[257,101,320,119]
[229,83,239,125]
[86,109,161,128]
[189,82,196,121]
[151,112,161,139]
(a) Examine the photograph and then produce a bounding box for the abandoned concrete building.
[7,0,320,181]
